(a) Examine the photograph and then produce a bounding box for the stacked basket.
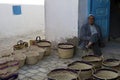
[0,55,19,80]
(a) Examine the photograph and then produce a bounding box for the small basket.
[29,40,36,46]
[47,68,79,80]
[12,54,26,68]
[68,61,94,80]
[58,43,74,59]
[13,40,28,50]
[29,36,41,46]
[93,69,119,80]
[82,55,103,69]
[25,51,40,65]
[37,40,51,56]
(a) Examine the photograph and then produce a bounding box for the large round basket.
[58,43,74,59]
[93,69,119,80]
[37,40,51,56]
[102,59,120,71]
[12,53,26,68]
[47,69,79,80]
[25,51,40,65]
[82,55,103,69]
[68,61,94,80]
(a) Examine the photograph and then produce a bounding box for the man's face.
[88,16,95,25]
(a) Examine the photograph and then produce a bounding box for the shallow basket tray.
[93,69,119,80]
[102,59,120,67]
[47,68,79,80]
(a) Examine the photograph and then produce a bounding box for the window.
[13,5,21,15]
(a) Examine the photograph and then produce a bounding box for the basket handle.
[91,67,96,75]
[36,36,41,42]
[17,40,24,45]
[78,70,82,80]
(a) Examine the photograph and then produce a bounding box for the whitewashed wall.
[0,4,45,38]
[45,0,78,42]
[45,0,88,42]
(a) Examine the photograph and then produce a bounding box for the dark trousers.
[80,34,102,56]
[89,34,102,56]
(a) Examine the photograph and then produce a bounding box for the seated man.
[80,14,103,56]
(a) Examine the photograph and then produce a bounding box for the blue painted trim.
[88,0,91,15]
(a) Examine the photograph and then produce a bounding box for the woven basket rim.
[82,55,102,62]
[48,68,78,80]
[37,40,51,47]
[48,68,78,75]
[103,59,120,67]
[68,61,93,71]
[58,43,74,49]
[93,68,119,80]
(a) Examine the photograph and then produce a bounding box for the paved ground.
[17,41,120,80]
[18,50,81,80]
[0,34,120,80]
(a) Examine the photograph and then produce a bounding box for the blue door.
[89,0,110,39]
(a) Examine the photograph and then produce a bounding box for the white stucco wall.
[45,0,78,42]
[0,4,45,38]
[45,0,88,42]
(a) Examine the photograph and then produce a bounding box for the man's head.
[88,14,95,25]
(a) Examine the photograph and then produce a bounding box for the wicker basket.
[12,53,26,68]
[47,69,79,80]
[37,40,51,56]
[102,59,120,71]
[7,60,19,73]
[0,50,12,58]
[29,36,41,46]
[13,40,28,50]
[13,48,28,54]
[29,40,36,46]
[82,55,103,69]
[68,61,94,80]
[0,58,8,75]
[29,46,45,60]
[0,72,18,80]
[25,51,40,65]
[58,43,74,59]
[93,69,119,80]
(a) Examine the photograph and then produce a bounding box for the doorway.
[110,0,120,39]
